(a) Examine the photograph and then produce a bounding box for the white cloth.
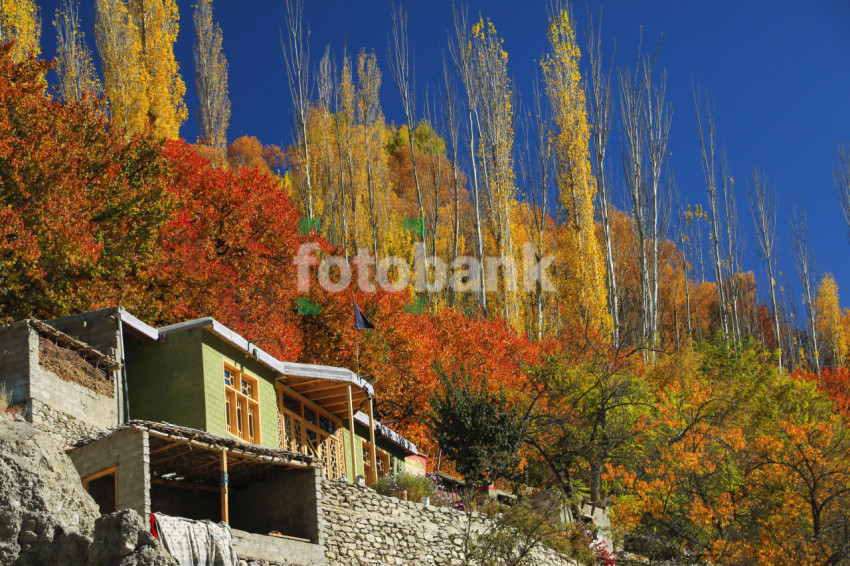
[153,513,239,566]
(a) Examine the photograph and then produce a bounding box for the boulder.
[88,510,176,566]
[0,415,99,565]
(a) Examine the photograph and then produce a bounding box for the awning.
[74,420,315,490]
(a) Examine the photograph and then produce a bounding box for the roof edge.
[159,317,374,398]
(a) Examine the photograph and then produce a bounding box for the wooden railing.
[280,409,346,480]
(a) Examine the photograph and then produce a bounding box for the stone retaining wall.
[320,479,576,566]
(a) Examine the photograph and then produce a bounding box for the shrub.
[373,471,456,506]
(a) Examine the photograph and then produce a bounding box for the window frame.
[82,465,118,514]
[223,363,261,445]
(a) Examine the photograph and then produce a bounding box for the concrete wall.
[320,479,577,566]
[0,320,117,444]
[126,329,206,429]
[69,427,150,517]
[231,529,326,566]
[230,468,323,545]
[0,321,32,405]
[202,333,279,449]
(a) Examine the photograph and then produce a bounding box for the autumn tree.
[836,145,850,245]
[527,346,649,505]
[356,48,384,260]
[586,11,619,345]
[0,46,172,320]
[95,0,145,133]
[389,3,428,260]
[94,0,187,139]
[791,207,821,372]
[0,0,40,61]
[193,0,229,150]
[281,0,314,218]
[449,2,487,313]
[694,90,731,340]
[54,0,102,102]
[517,80,555,341]
[816,273,847,368]
[541,4,609,333]
[748,169,783,373]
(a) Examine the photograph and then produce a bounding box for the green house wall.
[126,329,206,429]
[126,325,417,468]
[200,333,279,449]
[126,329,280,449]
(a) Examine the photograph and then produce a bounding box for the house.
[38,307,423,484]
[0,307,425,561]
[0,317,123,442]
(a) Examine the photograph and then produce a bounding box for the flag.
[354,301,374,330]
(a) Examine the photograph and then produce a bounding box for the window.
[224,364,260,444]
[83,466,117,514]
[362,442,391,486]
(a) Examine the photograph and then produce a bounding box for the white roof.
[353,411,419,456]
[158,317,374,399]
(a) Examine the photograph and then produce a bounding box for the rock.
[0,415,99,565]
[88,510,176,566]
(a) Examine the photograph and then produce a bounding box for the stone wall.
[320,479,576,566]
[28,402,107,449]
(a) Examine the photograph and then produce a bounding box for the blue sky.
[38,0,850,312]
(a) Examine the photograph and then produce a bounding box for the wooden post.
[220,450,229,524]
[347,384,357,482]
[367,397,378,486]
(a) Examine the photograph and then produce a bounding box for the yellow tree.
[193,0,229,150]
[0,0,40,61]
[815,273,847,368]
[471,16,519,326]
[95,0,186,139]
[134,0,186,139]
[95,0,147,134]
[540,6,609,333]
[54,0,102,102]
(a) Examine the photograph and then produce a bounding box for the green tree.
[429,367,528,489]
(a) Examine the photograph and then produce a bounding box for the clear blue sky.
[38,0,850,312]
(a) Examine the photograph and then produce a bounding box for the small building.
[0,318,122,443]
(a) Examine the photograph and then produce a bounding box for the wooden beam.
[302,390,349,403]
[290,382,349,396]
[368,398,378,486]
[285,378,325,388]
[347,384,357,482]
[220,451,229,524]
[152,478,219,493]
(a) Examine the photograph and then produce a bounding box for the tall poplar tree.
[95,0,186,139]
[193,0,229,149]
[54,0,102,102]
[541,4,609,332]
[0,0,40,62]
